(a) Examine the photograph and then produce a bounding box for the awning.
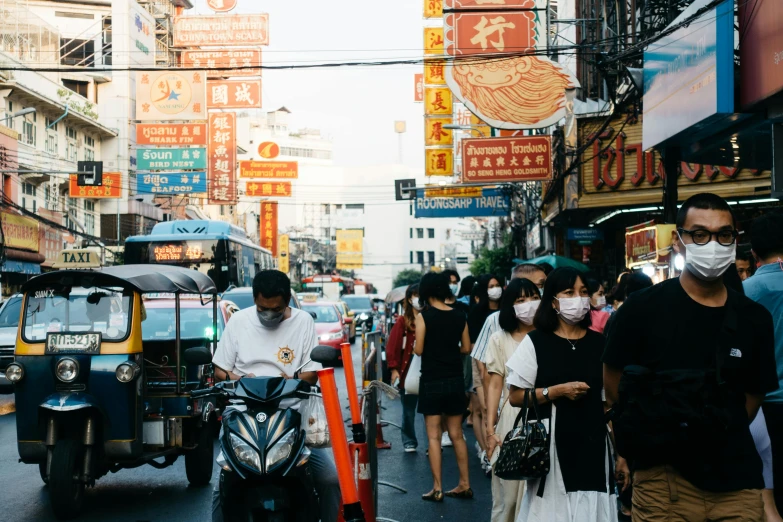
[1,259,41,275]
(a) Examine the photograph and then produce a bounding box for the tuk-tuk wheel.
[49,439,85,519]
[39,462,49,485]
[185,423,214,486]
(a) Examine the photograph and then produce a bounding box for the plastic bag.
[300,394,330,448]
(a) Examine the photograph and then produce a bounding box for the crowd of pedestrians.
[386,191,783,522]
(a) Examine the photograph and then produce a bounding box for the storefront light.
[674,254,685,271]
[642,264,655,277]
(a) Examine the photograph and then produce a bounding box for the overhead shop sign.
[240,161,298,179]
[173,14,269,47]
[207,80,262,109]
[208,112,237,205]
[136,71,207,121]
[245,180,292,198]
[137,148,206,170]
[136,123,207,146]
[739,0,783,108]
[182,49,262,78]
[414,188,510,218]
[1,212,39,252]
[462,136,552,183]
[336,229,363,270]
[69,173,122,199]
[137,172,207,195]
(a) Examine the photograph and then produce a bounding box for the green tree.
[470,241,515,279]
[393,269,423,288]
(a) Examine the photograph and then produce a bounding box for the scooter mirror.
[311,345,340,365]
[184,346,212,366]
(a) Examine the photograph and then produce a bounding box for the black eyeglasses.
[677,228,738,246]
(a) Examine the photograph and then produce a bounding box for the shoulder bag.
[404,339,421,395]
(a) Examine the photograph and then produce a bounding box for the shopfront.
[0,211,43,297]
[625,222,676,282]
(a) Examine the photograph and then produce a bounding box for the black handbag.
[493,388,551,493]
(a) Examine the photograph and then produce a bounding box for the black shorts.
[417,376,467,417]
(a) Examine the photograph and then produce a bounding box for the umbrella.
[519,254,590,273]
[385,285,408,303]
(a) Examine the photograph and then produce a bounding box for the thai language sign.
[1,212,39,251]
[208,112,237,205]
[69,173,122,198]
[207,80,262,109]
[245,181,292,198]
[182,49,262,78]
[136,123,207,146]
[173,14,269,47]
[414,188,510,218]
[444,0,535,8]
[136,71,207,121]
[239,161,298,179]
[137,172,207,195]
[260,201,278,255]
[137,148,207,170]
[462,136,552,182]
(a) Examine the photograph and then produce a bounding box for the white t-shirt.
[213,307,322,377]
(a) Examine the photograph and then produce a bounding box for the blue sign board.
[414,188,510,218]
[567,228,604,242]
[137,147,207,171]
[137,172,207,195]
[642,0,734,150]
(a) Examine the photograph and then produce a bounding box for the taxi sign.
[301,293,319,303]
[53,249,102,269]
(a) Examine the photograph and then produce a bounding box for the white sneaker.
[475,441,482,459]
[441,432,453,447]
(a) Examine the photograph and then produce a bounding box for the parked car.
[302,302,348,365]
[0,294,21,393]
[335,301,356,343]
[222,287,301,310]
[341,295,376,332]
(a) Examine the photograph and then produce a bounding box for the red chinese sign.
[415,74,424,102]
[182,49,262,78]
[136,123,207,146]
[260,201,278,255]
[239,161,299,179]
[448,11,535,55]
[208,113,237,205]
[207,80,262,109]
[69,173,122,198]
[246,181,292,198]
[462,136,552,182]
[444,0,535,8]
[625,226,659,266]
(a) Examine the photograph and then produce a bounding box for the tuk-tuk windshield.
[141,305,220,341]
[23,287,132,343]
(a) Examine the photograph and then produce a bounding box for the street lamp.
[0,107,36,124]
[443,124,488,137]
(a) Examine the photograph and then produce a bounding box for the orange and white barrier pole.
[341,342,366,444]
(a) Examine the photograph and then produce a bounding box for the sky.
[192,0,427,170]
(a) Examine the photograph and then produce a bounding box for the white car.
[0,294,22,393]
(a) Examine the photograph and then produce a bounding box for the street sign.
[567,228,604,242]
[52,249,101,269]
[137,172,207,195]
[395,179,416,201]
[414,188,510,218]
[77,160,103,186]
[462,136,552,183]
[137,148,207,170]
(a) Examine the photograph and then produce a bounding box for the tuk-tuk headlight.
[265,429,296,471]
[5,363,24,383]
[116,362,140,383]
[229,433,261,472]
[55,358,79,383]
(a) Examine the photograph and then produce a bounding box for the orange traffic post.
[340,342,366,444]
[318,368,365,522]
[349,441,375,521]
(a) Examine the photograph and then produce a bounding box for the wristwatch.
[542,387,551,402]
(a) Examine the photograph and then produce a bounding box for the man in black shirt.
[604,193,778,521]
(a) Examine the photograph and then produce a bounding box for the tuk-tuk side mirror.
[184,346,212,366]
[311,345,339,365]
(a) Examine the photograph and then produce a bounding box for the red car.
[302,302,348,365]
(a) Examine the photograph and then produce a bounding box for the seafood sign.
[462,136,552,182]
[137,173,207,195]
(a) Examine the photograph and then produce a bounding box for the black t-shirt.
[420,307,466,382]
[448,299,470,318]
[467,305,493,343]
[603,278,778,492]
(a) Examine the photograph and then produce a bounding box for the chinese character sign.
[136,71,207,121]
[207,80,262,109]
[137,172,208,195]
[182,49,262,78]
[137,148,207,170]
[336,229,363,270]
[424,87,453,115]
[68,173,122,199]
[1,212,39,251]
[260,201,278,255]
[245,181,292,198]
[462,136,552,182]
[278,234,290,274]
[424,0,443,17]
[425,117,453,146]
[415,74,424,102]
[136,123,208,146]
[424,60,446,85]
[424,27,444,55]
[208,112,237,205]
[425,149,454,176]
[444,0,536,8]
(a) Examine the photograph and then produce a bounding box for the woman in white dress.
[506,267,617,522]
[485,278,540,522]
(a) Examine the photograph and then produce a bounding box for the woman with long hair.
[485,278,540,522]
[584,276,610,334]
[506,267,616,522]
[415,272,473,502]
[387,284,421,452]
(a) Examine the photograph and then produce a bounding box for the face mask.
[449,283,460,295]
[487,287,503,301]
[514,301,540,325]
[593,296,607,310]
[411,297,423,311]
[258,310,285,328]
[681,236,736,281]
[555,296,590,325]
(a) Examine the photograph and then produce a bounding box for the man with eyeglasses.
[604,193,777,521]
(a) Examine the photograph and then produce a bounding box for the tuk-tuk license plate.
[45,333,101,354]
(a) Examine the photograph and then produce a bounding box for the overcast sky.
[192,0,427,170]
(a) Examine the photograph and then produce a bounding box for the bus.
[124,220,274,292]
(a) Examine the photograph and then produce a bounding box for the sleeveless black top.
[420,306,466,383]
[528,329,609,493]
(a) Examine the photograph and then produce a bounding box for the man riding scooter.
[211,270,341,522]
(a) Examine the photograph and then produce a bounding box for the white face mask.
[514,300,540,325]
[449,283,460,296]
[593,295,607,310]
[680,236,736,281]
[411,297,423,311]
[487,287,503,301]
[555,296,590,325]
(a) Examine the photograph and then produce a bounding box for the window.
[60,39,95,67]
[416,228,424,239]
[84,135,95,161]
[416,251,424,265]
[345,203,364,212]
[66,125,77,160]
[428,251,436,266]
[22,182,36,213]
[66,197,77,230]
[45,116,58,131]
[427,228,435,239]
[410,251,414,264]
[44,184,51,210]
[84,201,95,235]
[322,203,330,215]
[322,227,330,239]
[279,146,332,160]
[44,119,58,155]
[409,228,413,239]
[22,119,35,146]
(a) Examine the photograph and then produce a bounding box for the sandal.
[444,488,474,499]
[422,490,444,502]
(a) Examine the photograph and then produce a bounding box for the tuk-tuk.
[5,264,219,519]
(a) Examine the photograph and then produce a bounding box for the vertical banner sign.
[424,27,444,55]
[414,74,424,102]
[336,229,363,270]
[208,112,237,205]
[278,234,290,274]
[260,201,278,255]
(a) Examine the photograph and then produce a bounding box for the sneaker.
[475,442,483,459]
[404,444,417,453]
[442,432,453,447]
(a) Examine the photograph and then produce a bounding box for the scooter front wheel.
[49,439,85,519]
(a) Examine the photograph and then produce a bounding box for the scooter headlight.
[265,429,296,471]
[5,363,24,383]
[229,433,261,472]
[55,358,79,383]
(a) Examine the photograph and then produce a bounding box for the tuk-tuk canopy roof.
[21,265,218,295]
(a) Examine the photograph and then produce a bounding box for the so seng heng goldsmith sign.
[462,136,552,183]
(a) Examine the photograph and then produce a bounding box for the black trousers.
[764,402,783,510]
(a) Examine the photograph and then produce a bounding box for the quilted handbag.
[493,389,551,488]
